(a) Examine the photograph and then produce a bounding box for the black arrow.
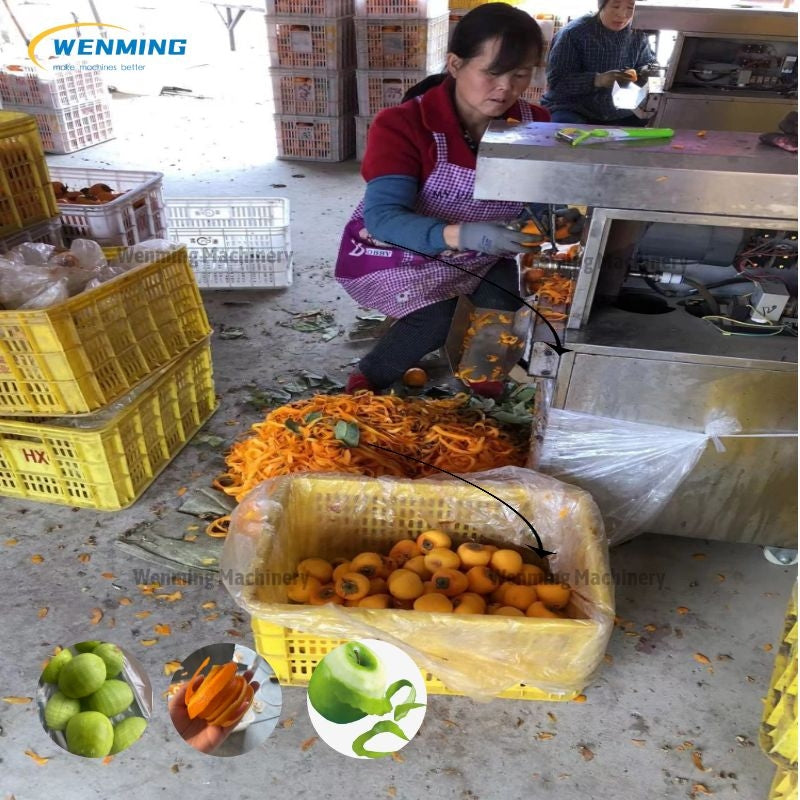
[380,239,571,357]
[363,442,555,559]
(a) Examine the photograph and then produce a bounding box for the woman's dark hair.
[401,3,543,102]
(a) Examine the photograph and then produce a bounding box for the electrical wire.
[701,315,786,337]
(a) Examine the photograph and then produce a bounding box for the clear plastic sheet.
[0,238,110,309]
[221,467,615,701]
[537,409,741,546]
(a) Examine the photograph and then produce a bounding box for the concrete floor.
[0,9,797,800]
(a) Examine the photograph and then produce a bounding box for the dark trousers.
[360,258,522,389]
[549,109,648,127]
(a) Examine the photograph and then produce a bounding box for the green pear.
[308,642,391,724]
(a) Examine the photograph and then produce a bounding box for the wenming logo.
[28,22,187,69]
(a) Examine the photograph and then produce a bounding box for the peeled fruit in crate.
[283,535,574,617]
[417,530,451,553]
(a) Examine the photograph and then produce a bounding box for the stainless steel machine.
[475,122,798,547]
[633,2,797,132]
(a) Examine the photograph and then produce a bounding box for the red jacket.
[361,76,550,184]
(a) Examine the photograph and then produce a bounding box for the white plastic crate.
[270,69,356,116]
[267,17,355,70]
[0,217,64,253]
[48,166,166,246]
[274,114,355,162]
[355,0,448,18]
[355,15,449,70]
[4,100,113,154]
[356,114,373,161]
[266,0,353,13]
[0,63,106,109]
[356,69,431,114]
[166,198,293,289]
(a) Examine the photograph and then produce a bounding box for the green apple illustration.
[307,642,392,724]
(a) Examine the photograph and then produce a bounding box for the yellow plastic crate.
[769,767,798,800]
[0,339,217,510]
[761,584,798,772]
[233,472,614,702]
[0,245,211,415]
[0,111,58,238]
[252,619,578,701]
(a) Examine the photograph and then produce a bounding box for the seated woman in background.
[335,3,550,397]
[542,0,658,126]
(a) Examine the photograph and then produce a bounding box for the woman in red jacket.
[336,3,550,396]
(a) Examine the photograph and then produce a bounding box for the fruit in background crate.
[51,180,124,205]
[307,641,392,724]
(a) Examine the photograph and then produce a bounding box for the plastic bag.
[221,467,615,701]
[612,80,647,110]
[19,276,69,309]
[536,409,741,546]
[0,261,56,308]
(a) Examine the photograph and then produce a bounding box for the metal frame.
[569,208,798,330]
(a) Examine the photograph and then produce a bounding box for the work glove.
[594,69,634,89]
[458,221,541,256]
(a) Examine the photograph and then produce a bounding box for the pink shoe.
[468,380,505,400]
[346,371,374,393]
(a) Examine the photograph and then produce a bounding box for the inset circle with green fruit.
[307,639,427,759]
[37,641,152,759]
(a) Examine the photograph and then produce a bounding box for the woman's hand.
[594,70,633,89]
[456,222,540,256]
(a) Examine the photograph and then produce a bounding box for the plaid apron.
[335,102,532,318]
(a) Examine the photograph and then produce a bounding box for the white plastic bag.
[612,80,647,110]
[537,409,741,546]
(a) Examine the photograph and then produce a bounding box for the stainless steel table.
[475,122,798,546]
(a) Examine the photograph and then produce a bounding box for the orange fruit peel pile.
[184,658,254,728]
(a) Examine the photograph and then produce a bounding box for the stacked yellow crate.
[0,112,59,245]
[354,0,449,160]
[762,584,798,800]
[267,0,357,161]
[0,114,216,510]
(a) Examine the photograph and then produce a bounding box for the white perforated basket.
[355,0,447,18]
[356,69,432,114]
[266,0,353,14]
[0,63,107,109]
[355,15,448,70]
[267,17,355,70]
[270,69,356,116]
[356,114,373,161]
[48,166,165,246]
[274,114,355,162]
[4,99,113,154]
[165,197,293,289]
